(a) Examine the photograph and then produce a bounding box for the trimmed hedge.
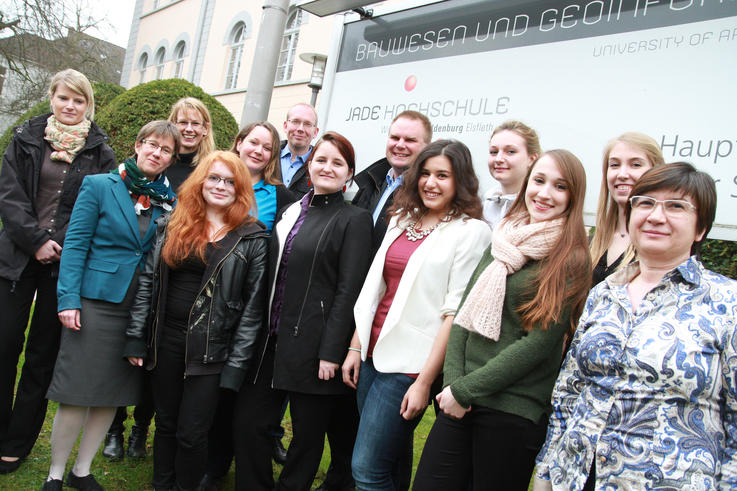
[95,79,239,162]
[0,82,126,158]
[701,239,737,279]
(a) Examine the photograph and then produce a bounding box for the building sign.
[322,0,737,239]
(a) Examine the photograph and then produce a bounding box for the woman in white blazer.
[342,140,490,490]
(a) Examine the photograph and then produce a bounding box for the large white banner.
[322,0,737,239]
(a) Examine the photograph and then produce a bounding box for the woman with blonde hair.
[589,132,664,285]
[125,150,268,491]
[483,121,541,230]
[0,68,115,474]
[165,97,215,190]
[413,149,591,490]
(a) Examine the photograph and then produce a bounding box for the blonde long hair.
[589,132,664,268]
[167,97,215,166]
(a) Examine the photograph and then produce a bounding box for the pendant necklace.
[405,214,452,241]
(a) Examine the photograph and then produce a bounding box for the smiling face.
[236,125,274,181]
[488,130,535,194]
[606,141,653,208]
[50,83,89,125]
[308,141,353,195]
[385,117,428,174]
[629,188,704,266]
[202,160,236,211]
[525,155,571,224]
[174,108,208,153]
[283,104,318,155]
[418,154,456,217]
[134,134,176,179]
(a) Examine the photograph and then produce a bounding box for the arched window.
[225,22,246,90]
[276,10,303,82]
[138,53,148,84]
[173,41,186,78]
[155,47,166,80]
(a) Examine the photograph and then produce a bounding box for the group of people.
[0,68,735,491]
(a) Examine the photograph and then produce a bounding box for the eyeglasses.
[141,139,174,157]
[206,174,235,188]
[287,119,315,129]
[629,195,697,216]
[176,120,203,129]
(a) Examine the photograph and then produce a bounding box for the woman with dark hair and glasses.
[345,139,491,490]
[233,131,372,491]
[41,121,179,490]
[535,162,737,490]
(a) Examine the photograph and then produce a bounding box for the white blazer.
[353,214,490,374]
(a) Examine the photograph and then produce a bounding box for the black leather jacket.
[125,215,269,391]
[0,113,116,281]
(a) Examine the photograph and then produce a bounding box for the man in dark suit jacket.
[277,103,319,197]
[352,110,432,254]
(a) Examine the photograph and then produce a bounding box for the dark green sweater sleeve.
[449,319,568,408]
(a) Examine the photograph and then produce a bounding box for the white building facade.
[120,0,339,131]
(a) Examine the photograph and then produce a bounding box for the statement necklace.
[405,214,452,242]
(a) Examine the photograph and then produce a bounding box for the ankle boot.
[102,432,123,460]
[127,424,148,458]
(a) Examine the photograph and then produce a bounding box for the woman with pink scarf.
[413,150,591,490]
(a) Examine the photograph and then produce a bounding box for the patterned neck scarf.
[455,216,564,340]
[44,115,92,164]
[111,158,177,215]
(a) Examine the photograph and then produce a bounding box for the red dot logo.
[404,75,417,92]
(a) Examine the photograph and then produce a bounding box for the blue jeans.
[352,359,422,491]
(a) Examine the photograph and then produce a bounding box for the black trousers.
[413,407,547,491]
[233,341,287,491]
[150,328,221,490]
[276,391,358,491]
[0,260,61,458]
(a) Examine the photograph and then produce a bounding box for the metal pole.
[240,0,289,126]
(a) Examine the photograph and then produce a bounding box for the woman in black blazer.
[232,132,372,491]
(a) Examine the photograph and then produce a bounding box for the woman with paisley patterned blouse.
[535,162,737,490]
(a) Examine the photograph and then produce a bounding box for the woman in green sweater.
[413,150,591,491]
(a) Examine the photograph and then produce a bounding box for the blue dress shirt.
[280,146,312,187]
[372,172,403,225]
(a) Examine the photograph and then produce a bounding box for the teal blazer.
[57,173,165,311]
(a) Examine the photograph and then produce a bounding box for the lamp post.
[299,52,328,107]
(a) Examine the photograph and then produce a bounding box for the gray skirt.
[47,272,143,406]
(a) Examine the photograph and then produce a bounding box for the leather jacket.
[125,215,269,391]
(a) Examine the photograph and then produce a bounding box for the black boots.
[101,424,147,460]
[101,432,123,460]
[127,424,148,459]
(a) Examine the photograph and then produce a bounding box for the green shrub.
[701,238,737,279]
[0,100,51,157]
[95,79,239,162]
[0,82,126,158]
[91,81,126,113]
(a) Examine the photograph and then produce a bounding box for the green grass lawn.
[0,376,436,490]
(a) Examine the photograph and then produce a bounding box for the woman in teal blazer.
[40,121,180,491]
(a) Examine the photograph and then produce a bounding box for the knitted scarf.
[44,115,91,164]
[111,158,177,215]
[454,216,564,341]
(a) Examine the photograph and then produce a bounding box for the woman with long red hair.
[124,150,269,491]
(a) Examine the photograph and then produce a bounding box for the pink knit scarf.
[455,216,564,340]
